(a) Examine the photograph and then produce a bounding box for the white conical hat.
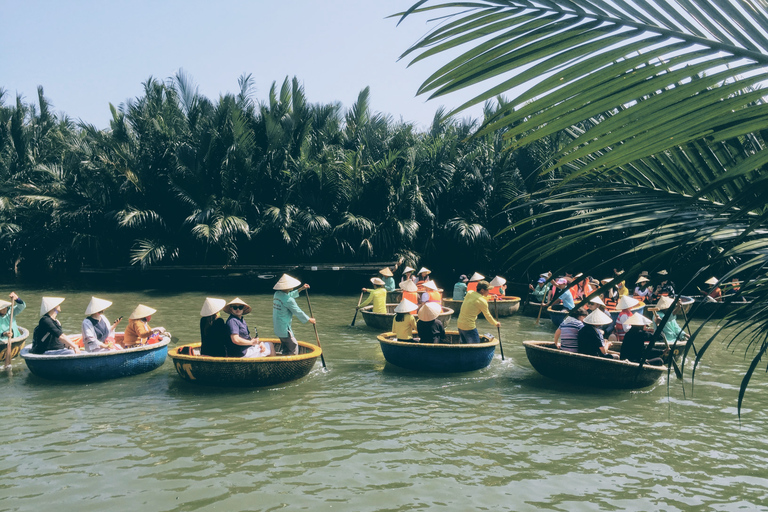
[0,300,11,310]
[394,299,418,313]
[274,274,302,290]
[129,304,157,320]
[399,280,418,292]
[489,276,506,287]
[423,280,438,291]
[418,302,441,321]
[469,272,485,282]
[583,309,613,326]
[624,312,652,327]
[658,270,669,275]
[418,267,431,275]
[601,278,613,284]
[656,296,675,310]
[616,296,640,310]
[590,296,605,306]
[40,297,65,316]
[380,267,393,277]
[223,297,252,315]
[200,298,227,317]
[403,266,415,274]
[636,276,650,284]
[705,277,719,285]
[85,297,112,316]
[370,277,385,286]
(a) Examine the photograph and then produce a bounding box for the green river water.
[1,286,766,511]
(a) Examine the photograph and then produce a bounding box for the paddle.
[660,334,684,380]
[679,306,699,358]
[304,290,327,369]
[494,298,505,361]
[350,291,364,327]
[4,300,14,371]
[535,301,545,326]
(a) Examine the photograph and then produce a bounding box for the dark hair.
[568,307,587,318]
[395,312,407,322]
[476,280,490,293]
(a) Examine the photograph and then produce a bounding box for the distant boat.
[360,304,453,330]
[442,296,521,317]
[646,296,695,316]
[169,339,321,387]
[377,330,498,372]
[522,340,665,389]
[549,302,646,328]
[687,296,751,319]
[0,327,29,361]
[522,301,547,318]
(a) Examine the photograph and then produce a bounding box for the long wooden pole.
[304,290,327,369]
[350,291,364,326]
[535,301,545,326]
[494,298,505,361]
[5,301,14,370]
[679,306,699,358]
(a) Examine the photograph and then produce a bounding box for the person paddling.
[360,278,387,314]
[456,280,500,344]
[273,274,316,355]
[0,292,25,339]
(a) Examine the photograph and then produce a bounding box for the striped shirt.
[559,316,584,352]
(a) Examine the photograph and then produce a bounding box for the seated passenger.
[488,276,507,298]
[400,266,418,285]
[611,296,640,342]
[577,309,618,359]
[634,277,652,301]
[360,278,387,314]
[0,292,26,338]
[399,279,419,305]
[705,277,722,302]
[392,299,418,342]
[554,307,587,352]
[82,297,123,352]
[123,304,165,347]
[453,274,469,301]
[416,267,431,287]
[417,302,446,344]
[224,298,274,358]
[620,312,665,365]
[467,272,485,293]
[420,280,442,304]
[199,298,229,357]
[654,296,689,344]
[31,297,80,355]
[379,267,396,292]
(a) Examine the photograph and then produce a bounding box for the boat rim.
[547,302,646,314]
[522,340,665,370]
[1,326,30,344]
[20,336,170,360]
[444,296,521,303]
[377,331,498,349]
[169,339,322,362]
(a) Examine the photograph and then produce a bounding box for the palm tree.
[400,0,768,411]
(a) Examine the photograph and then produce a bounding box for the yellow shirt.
[360,288,387,314]
[392,314,417,340]
[457,291,496,330]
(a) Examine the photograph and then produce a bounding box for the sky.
[1,0,487,130]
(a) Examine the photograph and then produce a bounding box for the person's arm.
[60,334,80,353]
[554,327,562,348]
[10,293,25,315]
[359,289,374,308]
[479,298,500,327]
[228,318,258,346]
[287,285,314,324]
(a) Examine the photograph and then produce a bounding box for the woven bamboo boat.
[386,290,403,303]
[442,296,521,317]
[377,331,498,372]
[20,334,170,381]
[522,301,548,317]
[646,296,695,316]
[169,339,321,387]
[360,304,453,330]
[523,341,665,389]
[0,327,29,361]
[548,302,646,328]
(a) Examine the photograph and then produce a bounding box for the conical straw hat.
[274,274,302,290]
[40,297,65,316]
[423,280,438,291]
[616,296,639,310]
[370,277,385,286]
[624,312,651,327]
[583,309,613,326]
[399,280,418,292]
[418,267,431,275]
[85,297,112,316]
[656,296,675,310]
[636,276,650,284]
[418,302,441,321]
[223,297,251,315]
[129,304,157,320]
[590,296,605,306]
[705,277,719,285]
[394,299,418,313]
[601,278,613,284]
[469,272,485,282]
[657,270,668,275]
[403,266,415,274]
[379,267,393,277]
[200,298,227,317]
[489,276,507,287]
[0,300,11,310]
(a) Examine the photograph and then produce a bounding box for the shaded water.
[1,286,767,511]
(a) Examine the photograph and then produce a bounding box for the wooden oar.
[304,290,327,369]
[535,301,545,326]
[4,301,14,371]
[350,291,364,326]
[494,298,505,361]
[661,334,684,380]
[679,306,699,358]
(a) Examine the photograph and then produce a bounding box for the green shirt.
[360,288,387,314]
[273,290,310,338]
[457,291,496,330]
[0,300,25,337]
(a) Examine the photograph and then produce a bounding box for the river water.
[1,286,766,511]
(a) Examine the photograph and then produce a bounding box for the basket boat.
[20,334,170,381]
[385,290,403,303]
[687,296,752,319]
[376,331,498,372]
[548,302,646,328]
[522,301,547,317]
[522,340,665,389]
[442,296,521,317]
[169,339,321,387]
[646,296,695,316]
[0,327,30,361]
[360,304,453,330]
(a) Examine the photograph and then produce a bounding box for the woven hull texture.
[377,331,497,373]
[0,327,30,360]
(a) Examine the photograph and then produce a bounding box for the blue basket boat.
[20,335,170,382]
[376,330,498,373]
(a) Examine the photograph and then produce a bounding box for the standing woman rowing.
[272,274,316,355]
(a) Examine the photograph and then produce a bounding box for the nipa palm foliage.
[400,0,768,411]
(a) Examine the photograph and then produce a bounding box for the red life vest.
[467,282,479,292]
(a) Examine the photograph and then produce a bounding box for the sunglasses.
[231,305,244,310]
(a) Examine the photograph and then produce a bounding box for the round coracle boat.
[522,341,665,389]
[443,296,521,317]
[169,339,321,387]
[549,302,646,328]
[0,327,30,361]
[522,301,548,317]
[377,331,498,373]
[646,296,695,316]
[386,290,403,303]
[687,296,752,319]
[20,333,170,382]
[360,304,453,330]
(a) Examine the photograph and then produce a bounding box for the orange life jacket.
[467,282,478,292]
[427,290,442,303]
[403,291,419,304]
[489,286,504,297]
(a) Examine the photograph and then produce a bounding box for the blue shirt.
[383,277,396,292]
[226,315,254,358]
[559,289,575,310]
[273,290,310,338]
[453,282,467,300]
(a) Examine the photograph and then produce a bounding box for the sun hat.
[403,266,415,274]
[624,312,652,327]
[129,304,157,320]
[469,272,485,282]
[555,278,567,286]
[399,280,418,292]
[223,297,252,315]
[0,299,11,310]
[537,277,546,283]
[394,299,418,313]
[489,276,507,287]
[40,297,65,316]
[85,297,112,316]
[705,277,719,286]
[656,296,675,310]
[540,272,549,278]
[574,273,583,279]
[379,267,393,277]
[370,277,385,286]
[640,270,649,277]
[200,298,227,317]
[601,278,614,284]
[658,270,669,275]
[616,296,640,310]
[459,274,469,283]
[636,276,650,284]
[274,274,302,291]
[418,302,441,321]
[418,267,431,275]
[423,280,438,291]
[583,309,614,326]
[590,296,605,306]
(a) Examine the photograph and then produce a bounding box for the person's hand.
[529,284,534,290]
[495,321,501,327]
[9,292,18,301]
[362,288,369,292]
[309,318,316,324]
[303,284,310,290]
[254,337,260,345]
[73,346,80,354]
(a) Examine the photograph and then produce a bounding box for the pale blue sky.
[1,0,485,129]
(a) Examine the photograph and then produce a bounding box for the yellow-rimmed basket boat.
[0,327,29,361]
[360,304,453,330]
[169,339,321,387]
[377,331,498,372]
[523,340,665,389]
[443,296,521,317]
